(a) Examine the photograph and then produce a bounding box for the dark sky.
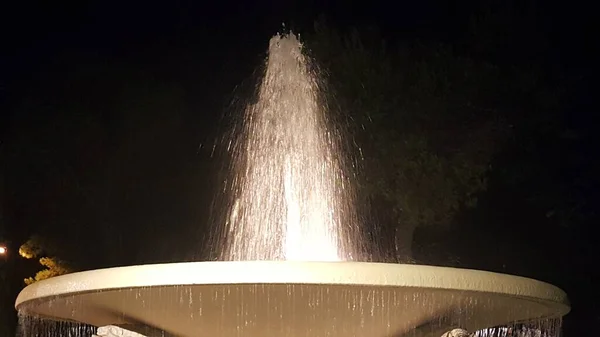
[0,0,495,265]
[0,0,597,334]
[0,0,595,260]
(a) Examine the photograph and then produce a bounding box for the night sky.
[0,0,597,336]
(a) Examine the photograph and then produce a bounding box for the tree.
[23,257,71,285]
[19,235,72,284]
[304,20,510,261]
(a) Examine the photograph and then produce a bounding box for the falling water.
[15,33,566,337]
[215,33,362,261]
[17,313,96,337]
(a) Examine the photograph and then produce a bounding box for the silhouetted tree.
[305,20,513,261]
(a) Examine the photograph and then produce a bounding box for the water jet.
[15,33,570,336]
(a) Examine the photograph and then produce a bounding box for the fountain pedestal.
[16,261,569,337]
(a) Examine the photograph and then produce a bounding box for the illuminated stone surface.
[16,261,569,337]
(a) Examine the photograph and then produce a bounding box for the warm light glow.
[217,33,363,261]
[14,261,570,337]
[0,246,6,255]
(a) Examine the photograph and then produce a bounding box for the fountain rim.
[15,261,570,316]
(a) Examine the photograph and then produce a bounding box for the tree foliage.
[23,257,71,285]
[19,235,73,285]
[304,20,511,260]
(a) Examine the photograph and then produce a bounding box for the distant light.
[0,246,6,255]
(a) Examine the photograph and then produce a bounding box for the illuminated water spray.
[216,33,362,261]
[14,33,570,337]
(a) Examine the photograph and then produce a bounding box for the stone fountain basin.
[15,261,570,337]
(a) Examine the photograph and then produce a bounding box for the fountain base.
[16,261,569,337]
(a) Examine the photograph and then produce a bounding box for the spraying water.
[215,33,362,261]
[14,33,568,337]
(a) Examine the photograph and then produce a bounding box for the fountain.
[15,34,569,337]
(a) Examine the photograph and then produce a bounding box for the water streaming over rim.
[214,33,363,261]
[14,33,569,337]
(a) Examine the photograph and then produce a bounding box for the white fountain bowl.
[15,261,570,337]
